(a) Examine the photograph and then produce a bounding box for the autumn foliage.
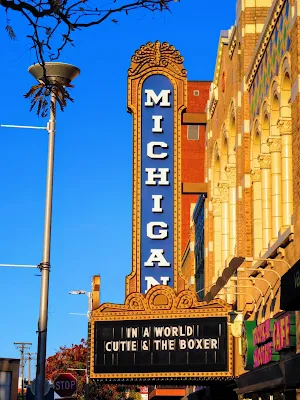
[46,339,141,399]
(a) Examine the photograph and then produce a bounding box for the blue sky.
[0,0,236,378]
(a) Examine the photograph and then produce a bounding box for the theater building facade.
[203,0,300,398]
[89,1,300,399]
[89,41,236,400]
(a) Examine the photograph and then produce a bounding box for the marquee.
[89,41,234,384]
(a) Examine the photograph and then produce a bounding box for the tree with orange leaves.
[46,339,141,400]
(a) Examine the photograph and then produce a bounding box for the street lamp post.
[28,62,80,400]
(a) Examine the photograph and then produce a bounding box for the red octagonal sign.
[54,373,77,397]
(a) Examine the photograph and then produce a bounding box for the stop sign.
[54,373,77,397]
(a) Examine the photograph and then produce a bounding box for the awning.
[235,362,284,394]
[235,353,300,395]
[204,257,245,302]
[281,258,300,311]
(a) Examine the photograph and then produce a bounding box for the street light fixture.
[69,290,92,319]
[28,62,80,400]
[69,290,87,295]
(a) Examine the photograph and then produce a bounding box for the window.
[193,195,205,299]
[187,125,199,140]
[193,90,199,96]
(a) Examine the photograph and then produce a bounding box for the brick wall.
[181,82,210,256]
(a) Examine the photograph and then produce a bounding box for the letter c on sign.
[147,142,168,159]
[105,342,112,352]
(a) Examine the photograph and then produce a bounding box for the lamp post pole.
[27,62,80,400]
[35,91,56,400]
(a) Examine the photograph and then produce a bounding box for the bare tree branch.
[1,0,178,115]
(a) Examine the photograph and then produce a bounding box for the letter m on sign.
[144,90,171,107]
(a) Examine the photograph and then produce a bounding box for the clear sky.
[0,0,236,378]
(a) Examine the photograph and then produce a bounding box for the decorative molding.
[212,197,221,217]
[277,246,286,259]
[128,41,187,77]
[250,168,261,183]
[229,29,237,60]
[225,165,236,187]
[208,86,218,118]
[258,154,271,169]
[267,137,282,152]
[208,29,234,119]
[93,285,231,316]
[246,0,286,91]
[278,118,292,135]
[213,36,229,86]
[218,182,229,202]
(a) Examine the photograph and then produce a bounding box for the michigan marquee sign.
[89,41,233,383]
[94,317,228,374]
[90,286,233,382]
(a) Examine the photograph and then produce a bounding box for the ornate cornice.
[208,86,218,118]
[213,36,228,86]
[93,285,231,316]
[128,41,187,77]
[258,154,271,169]
[228,26,237,59]
[267,137,282,152]
[246,0,286,91]
[278,118,292,135]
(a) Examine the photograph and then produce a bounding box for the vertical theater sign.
[127,40,187,295]
[89,42,233,383]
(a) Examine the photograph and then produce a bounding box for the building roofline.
[188,80,212,83]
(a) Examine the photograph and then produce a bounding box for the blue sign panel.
[141,74,174,293]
